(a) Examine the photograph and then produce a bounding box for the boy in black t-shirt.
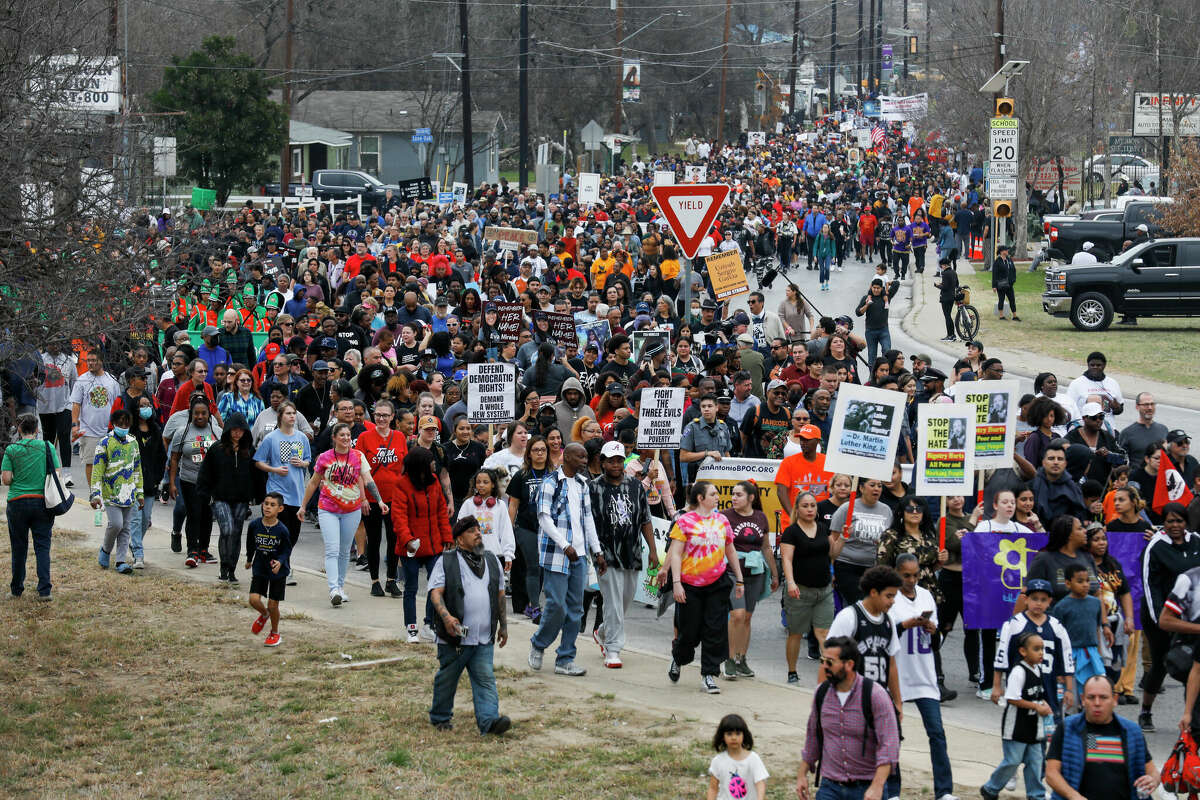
[245,493,293,647]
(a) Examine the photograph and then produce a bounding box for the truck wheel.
[1070,292,1114,332]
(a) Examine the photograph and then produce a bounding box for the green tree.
[152,37,286,205]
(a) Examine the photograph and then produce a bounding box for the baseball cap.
[320,337,338,350]
[1168,429,1191,444]
[124,366,148,380]
[797,423,822,440]
[435,296,449,307]
[419,415,439,430]
[202,325,219,337]
[635,302,651,314]
[600,441,625,459]
[1081,401,1105,418]
[910,352,933,364]
[1025,578,1053,597]
[1137,223,1149,233]
[767,379,787,393]
[606,382,627,395]
[312,360,330,372]
[736,333,754,346]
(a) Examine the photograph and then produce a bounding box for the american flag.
[870,125,886,148]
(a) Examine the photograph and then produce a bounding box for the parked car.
[1083,154,1161,196]
[264,170,402,209]
[1044,200,1171,262]
[1041,237,1200,331]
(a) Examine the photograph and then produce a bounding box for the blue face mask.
[139,407,154,420]
[113,426,130,438]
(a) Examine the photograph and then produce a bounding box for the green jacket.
[813,233,837,260]
[89,433,144,507]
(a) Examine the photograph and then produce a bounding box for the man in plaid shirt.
[217,309,257,367]
[528,442,607,677]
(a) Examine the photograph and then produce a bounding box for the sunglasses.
[819,657,837,667]
[904,506,923,513]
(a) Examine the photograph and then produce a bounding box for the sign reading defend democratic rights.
[467,363,516,424]
[636,387,685,450]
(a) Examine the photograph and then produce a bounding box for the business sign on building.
[32,56,121,113]
[1133,92,1200,137]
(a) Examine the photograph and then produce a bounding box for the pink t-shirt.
[315,448,366,514]
[670,511,732,587]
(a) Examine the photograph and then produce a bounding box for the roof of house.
[289,90,503,135]
[289,120,352,148]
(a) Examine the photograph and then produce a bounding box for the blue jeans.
[128,498,154,560]
[318,508,362,592]
[818,256,832,283]
[982,738,1045,800]
[430,643,500,733]
[7,498,53,597]
[402,554,440,628]
[914,697,954,798]
[815,780,869,800]
[865,328,891,364]
[531,558,586,666]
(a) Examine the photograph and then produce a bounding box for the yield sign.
[651,183,730,260]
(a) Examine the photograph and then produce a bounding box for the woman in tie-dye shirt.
[657,481,745,694]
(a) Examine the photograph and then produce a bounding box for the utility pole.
[459,0,474,187]
[788,0,800,114]
[925,0,930,74]
[902,0,908,82]
[518,0,528,189]
[856,0,864,97]
[279,0,293,196]
[828,0,837,105]
[717,0,731,145]
[875,0,883,91]
[613,0,623,132]
[993,0,1004,73]
[1156,10,1168,182]
[868,0,876,94]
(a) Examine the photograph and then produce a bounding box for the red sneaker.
[185,554,197,568]
[251,614,268,634]
[264,632,281,647]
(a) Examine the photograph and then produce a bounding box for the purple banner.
[962,531,1048,629]
[1104,531,1147,631]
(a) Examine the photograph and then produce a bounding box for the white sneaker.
[937,794,961,800]
[528,647,543,670]
[1005,778,1017,791]
[420,623,436,641]
[63,475,74,488]
[338,587,350,603]
[330,590,342,607]
[604,652,623,668]
[406,625,420,644]
[132,559,145,570]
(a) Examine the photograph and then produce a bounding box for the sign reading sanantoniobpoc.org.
[467,363,516,425]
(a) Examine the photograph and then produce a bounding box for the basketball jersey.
[1000,662,1045,743]
[852,602,897,683]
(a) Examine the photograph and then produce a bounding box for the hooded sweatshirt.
[196,413,256,503]
[553,376,596,436]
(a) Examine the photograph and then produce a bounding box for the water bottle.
[93,507,103,527]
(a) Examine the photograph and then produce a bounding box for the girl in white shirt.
[456,468,516,569]
[707,714,768,800]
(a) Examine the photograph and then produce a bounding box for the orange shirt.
[773,452,831,528]
[591,256,616,288]
[660,258,681,280]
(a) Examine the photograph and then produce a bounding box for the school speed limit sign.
[989,118,1019,178]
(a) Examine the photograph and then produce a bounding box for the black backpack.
[810,677,891,780]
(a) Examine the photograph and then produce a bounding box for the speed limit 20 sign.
[988,118,1019,178]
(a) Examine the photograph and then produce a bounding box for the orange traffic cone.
[969,239,984,260]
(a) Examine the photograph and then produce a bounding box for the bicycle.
[953,285,980,341]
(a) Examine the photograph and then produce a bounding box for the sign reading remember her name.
[543,312,577,347]
[824,383,906,481]
[493,302,525,342]
[949,379,1019,468]
[916,403,976,495]
[468,363,517,424]
[637,387,685,450]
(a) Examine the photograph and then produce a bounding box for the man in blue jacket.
[802,205,828,271]
[1045,675,1158,800]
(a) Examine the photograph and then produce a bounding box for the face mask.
[113,426,130,438]
[139,407,153,420]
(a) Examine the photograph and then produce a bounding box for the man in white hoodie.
[552,377,595,437]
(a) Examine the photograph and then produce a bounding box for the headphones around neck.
[473,495,497,508]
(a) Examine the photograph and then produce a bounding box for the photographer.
[1065,401,1127,486]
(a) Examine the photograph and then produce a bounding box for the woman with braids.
[298,421,390,607]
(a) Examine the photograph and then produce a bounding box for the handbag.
[1162,728,1200,797]
[1166,634,1196,684]
[42,442,75,516]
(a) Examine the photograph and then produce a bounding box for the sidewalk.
[900,262,1200,412]
[40,492,1007,795]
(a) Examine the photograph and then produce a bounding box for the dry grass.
[0,531,712,799]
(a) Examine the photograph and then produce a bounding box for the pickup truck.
[1045,200,1170,262]
[263,169,404,209]
[1041,237,1200,330]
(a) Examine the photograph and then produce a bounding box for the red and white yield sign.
[651,184,730,260]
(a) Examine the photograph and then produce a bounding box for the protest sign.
[633,517,672,605]
[576,318,611,354]
[467,363,517,424]
[631,329,670,364]
[578,172,601,204]
[949,379,1019,468]
[694,458,786,544]
[684,165,707,183]
[963,531,1049,629]
[636,387,685,450]
[823,384,906,481]
[916,403,976,495]
[704,249,749,300]
[493,302,525,342]
[543,311,577,347]
[746,131,766,146]
[485,226,538,252]
[452,181,468,205]
[880,93,929,121]
[653,170,675,187]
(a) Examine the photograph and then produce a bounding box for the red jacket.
[391,474,452,557]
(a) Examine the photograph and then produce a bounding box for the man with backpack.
[796,636,900,800]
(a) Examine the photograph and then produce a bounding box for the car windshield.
[1111,240,1154,267]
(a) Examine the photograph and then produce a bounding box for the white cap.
[600,441,626,459]
[1137,223,1149,233]
[1081,401,1104,417]
[1082,241,1094,250]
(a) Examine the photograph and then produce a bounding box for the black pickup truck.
[1045,200,1169,262]
[1041,237,1200,330]
[263,169,405,208]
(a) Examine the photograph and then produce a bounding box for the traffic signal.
[995,97,1015,117]
[908,35,918,56]
[994,200,1012,218]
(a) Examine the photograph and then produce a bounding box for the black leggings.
[363,501,397,582]
[913,245,928,273]
[40,410,72,468]
[833,561,868,608]
[965,628,998,687]
[941,298,956,338]
[995,286,1016,313]
[1141,605,1172,696]
[179,480,212,555]
[935,569,964,684]
[672,573,733,677]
